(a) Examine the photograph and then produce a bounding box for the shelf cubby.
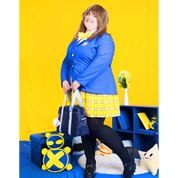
[112,106,133,131]
[116,131,133,141]
[133,106,158,133]
[112,105,159,157]
[134,133,156,153]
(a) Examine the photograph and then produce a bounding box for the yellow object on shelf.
[137,112,151,130]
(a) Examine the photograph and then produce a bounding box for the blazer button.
[72,54,74,57]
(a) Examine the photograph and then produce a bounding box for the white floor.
[78,152,148,175]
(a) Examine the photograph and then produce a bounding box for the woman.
[61,4,138,178]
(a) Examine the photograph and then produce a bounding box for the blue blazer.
[61,33,118,95]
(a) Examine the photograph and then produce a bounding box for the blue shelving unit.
[112,105,159,158]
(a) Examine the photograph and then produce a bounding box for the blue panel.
[113,105,159,158]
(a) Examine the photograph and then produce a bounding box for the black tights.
[81,117,130,164]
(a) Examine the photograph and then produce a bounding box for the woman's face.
[84,10,98,32]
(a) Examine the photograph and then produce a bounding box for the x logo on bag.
[46,150,64,169]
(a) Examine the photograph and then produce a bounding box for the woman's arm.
[62,80,71,94]
[71,80,81,91]
[76,34,115,87]
[61,57,71,94]
[61,44,73,93]
[61,55,70,85]
[61,43,73,85]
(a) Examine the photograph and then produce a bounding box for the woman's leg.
[81,118,106,164]
[81,121,102,178]
[81,132,97,164]
[86,117,130,162]
[82,117,137,178]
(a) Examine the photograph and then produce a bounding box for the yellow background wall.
[20,0,158,140]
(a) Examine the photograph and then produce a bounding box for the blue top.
[61,33,118,95]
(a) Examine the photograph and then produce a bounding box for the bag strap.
[71,89,83,108]
[59,89,83,135]
[68,89,83,135]
[59,92,71,133]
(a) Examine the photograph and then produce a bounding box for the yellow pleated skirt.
[65,91,120,118]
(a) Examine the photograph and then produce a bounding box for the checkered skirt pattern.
[65,91,120,118]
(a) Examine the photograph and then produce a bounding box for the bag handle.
[59,89,83,134]
[68,89,83,135]
[70,89,83,108]
[59,92,71,133]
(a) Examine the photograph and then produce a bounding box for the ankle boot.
[123,147,138,178]
[84,160,96,178]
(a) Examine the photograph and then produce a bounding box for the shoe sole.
[84,173,95,178]
[125,147,138,178]
[126,161,136,178]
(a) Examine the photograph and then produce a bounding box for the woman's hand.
[62,80,71,94]
[71,80,81,91]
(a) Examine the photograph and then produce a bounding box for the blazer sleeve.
[76,34,115,87]
[61,55,69,86]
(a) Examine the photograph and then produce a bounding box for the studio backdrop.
[20,0,158,140]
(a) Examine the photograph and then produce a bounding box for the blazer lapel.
[72,39,79,48]
[72,39,89,52]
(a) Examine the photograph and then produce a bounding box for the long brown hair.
[72,4,110,42]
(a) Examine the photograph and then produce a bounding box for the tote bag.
[57,89,90,137]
